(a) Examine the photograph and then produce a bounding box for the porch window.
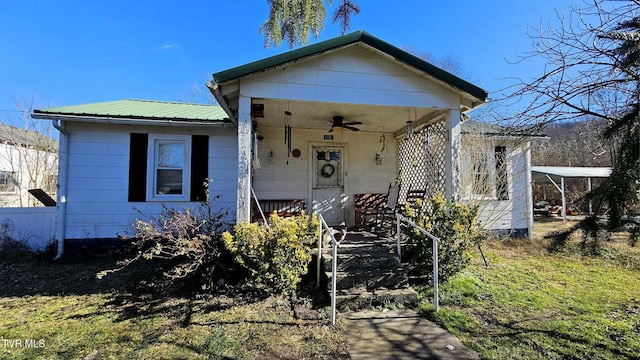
[471,151,492,197]
[147,135,191,201]
[0,171,18,193]
[463,145,509,200]
[495,146,509,200]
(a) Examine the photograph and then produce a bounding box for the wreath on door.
[321,163,335,178]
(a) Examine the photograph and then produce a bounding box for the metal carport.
[531,166,612,221]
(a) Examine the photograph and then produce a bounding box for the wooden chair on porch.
[374,183,401,236]
[402,188,427,215]
[354,193,388,230]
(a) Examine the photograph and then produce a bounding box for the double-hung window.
[471,151,492,197]
[0,171,18,193]
[463,145,510,200]
[129,133,208,202]
[147,135,191,201]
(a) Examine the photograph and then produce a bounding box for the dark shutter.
[190,135,209,201]
[128,133,148,202]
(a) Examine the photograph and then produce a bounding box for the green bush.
[223,211,318,297]
[402,193,486,284]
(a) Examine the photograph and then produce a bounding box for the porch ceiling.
[252,99,447,134]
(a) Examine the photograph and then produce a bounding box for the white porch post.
[588,177,593,215]
[561,176,566,222]
[236,96,252,224]
[524,143,534,240]
[445,109,461,199]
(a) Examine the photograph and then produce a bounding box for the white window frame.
[462,145,511,201]
[146,134,191,201]
[472,150,492,197]
[0,170,19,194]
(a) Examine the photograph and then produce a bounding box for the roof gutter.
[460,134,551,142]
[32,113,232,127]
[50,119,69,261]
[206,79,237,125]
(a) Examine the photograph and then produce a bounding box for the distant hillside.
[531,118,614,211]
[532,118,613,167]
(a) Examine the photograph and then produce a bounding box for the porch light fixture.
[251,104,264,118]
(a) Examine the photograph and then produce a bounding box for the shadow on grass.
[0,254,165,297]
[425,307,639,360]
[1,251,333,333]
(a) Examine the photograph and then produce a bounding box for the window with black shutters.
[128,133,208,202]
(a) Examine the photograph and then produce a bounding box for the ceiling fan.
[329,116,362,132]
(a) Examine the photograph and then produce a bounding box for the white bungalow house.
[0,123,57,207]
[32,31,543,257]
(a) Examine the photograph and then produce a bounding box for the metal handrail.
[250,186,269,228]
[396,212,440,312]
[316,213,339,326]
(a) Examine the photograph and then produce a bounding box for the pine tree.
[261,0,360,48]
[587,16,640,241]
[502,1,640,251]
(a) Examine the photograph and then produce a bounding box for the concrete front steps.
[322,232,418,311]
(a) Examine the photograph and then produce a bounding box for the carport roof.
[532,166,612,183]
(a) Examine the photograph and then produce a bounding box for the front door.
[312,147,345,226]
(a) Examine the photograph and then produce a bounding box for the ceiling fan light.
[332,125,343,133]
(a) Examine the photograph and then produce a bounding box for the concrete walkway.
[341,309,480,360]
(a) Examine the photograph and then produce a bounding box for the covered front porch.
[207,31,487,226]
[248,100,458,227]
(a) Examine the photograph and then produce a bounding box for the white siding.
[0,143,57,207]
[253,127,397,226]
[241,45,461,109]
[63,122,237,239]
[462,141,530,234]
[0,207,56,250]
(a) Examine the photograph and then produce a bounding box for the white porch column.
[524,143,534,240]
[445,109,461,199]
[236,95,252,224]
[561,177,566,222]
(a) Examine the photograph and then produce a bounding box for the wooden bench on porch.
[354,193,388,229]
[252,199,307,221]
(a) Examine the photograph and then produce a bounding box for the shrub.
[222,211,318,297]
[0,219,55,263]
[98,192,233,293]
[402,193,486,284]
[0,219,31,262]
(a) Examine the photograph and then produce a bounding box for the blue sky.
[0,1,576,124]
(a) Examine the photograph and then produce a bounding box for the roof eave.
[212,30,488,104]
[205,80,238,125]
[31,112,232,127]
[462,132,550,141]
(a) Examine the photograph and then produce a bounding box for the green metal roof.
[212,30,488,102]
[33,99,229,122]
[461,120,548,138]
